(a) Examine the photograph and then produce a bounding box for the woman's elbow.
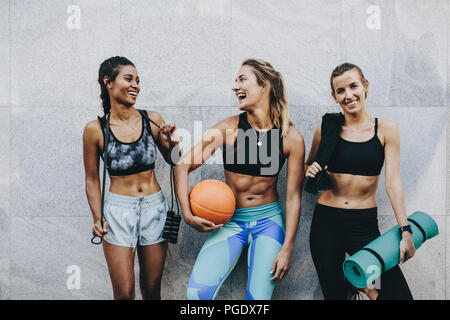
[286,192,301,206]
[85,177,99,193]
[385,177,403,195]
[175,162,191,176]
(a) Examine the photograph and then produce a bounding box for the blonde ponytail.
[242,58,293,137]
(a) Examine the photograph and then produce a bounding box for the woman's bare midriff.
[109,169,161,197]
[317,172,380,209]
[224,170,279,209]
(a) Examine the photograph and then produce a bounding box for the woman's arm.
[82,120,108,238]
[305,123,321,166]
[305,123,323,178]
[146,110,181,165]
[270,126,305,281]
[175,117,235,232]
[383,119,416,263]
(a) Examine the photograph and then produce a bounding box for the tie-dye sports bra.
[98,109,158,176]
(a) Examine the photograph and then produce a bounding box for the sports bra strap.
[139,109,161,129]
[375,118,378,135]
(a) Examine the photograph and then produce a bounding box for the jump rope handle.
[91,113,110,245]
[162,134,182,243]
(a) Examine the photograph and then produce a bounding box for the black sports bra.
[98,109,158,176]
[222,112,286,177]
[327,118,384,176]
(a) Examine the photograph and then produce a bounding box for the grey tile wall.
[120,0,233,107]
[340,0,448,108]
[1,0,448,300]
[0,0,9,107]
[10,0,121,108]
[232,0,342,107]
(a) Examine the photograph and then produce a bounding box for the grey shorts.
[103,190,168,247]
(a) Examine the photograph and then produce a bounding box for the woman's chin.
[238,101,256,111]
[122,99,136,107]
[237,104,248,111]
[340,105,361,114]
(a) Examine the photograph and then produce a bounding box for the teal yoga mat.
[343,211,439,288]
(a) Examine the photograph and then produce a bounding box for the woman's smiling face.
[108,65,140,106]
[331,68,369,115]
[232,65,268,110]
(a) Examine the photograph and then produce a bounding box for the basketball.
[189,179,236,225]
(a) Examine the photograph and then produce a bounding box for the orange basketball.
[189,179,236,225]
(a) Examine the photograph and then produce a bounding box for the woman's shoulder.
[212,114,240,131]
[377,117,399,136]
[376,118,400,146]
[140,108,163,122]
[377,117,398,129]
[286,125,304,141]
[84,117,103,132]
[283,125,305,154]
[83,118,103,143]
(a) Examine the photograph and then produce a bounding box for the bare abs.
[109,169,161,197]
[224,170,279,209]
[318,172,380,209]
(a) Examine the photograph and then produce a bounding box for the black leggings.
[309,203,413,300]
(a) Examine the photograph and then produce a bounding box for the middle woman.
[175,58,305,300]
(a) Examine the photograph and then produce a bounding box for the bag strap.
[140,110,180,215]
[91,113,111,245]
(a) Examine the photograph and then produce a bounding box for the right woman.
[175,58,305,300]
[305,63,415,300]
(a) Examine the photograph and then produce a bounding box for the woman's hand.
[399,232,416,264]
[185,215,223,233]
[160,124,179,144]
[305,162,324,179]
[270,247,292,282]
[92,219,108,239]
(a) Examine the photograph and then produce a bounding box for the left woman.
[83,56,179,300]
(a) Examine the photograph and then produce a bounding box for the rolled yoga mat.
[343,211,439,288]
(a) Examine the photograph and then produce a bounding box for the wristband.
[398,224,412,237]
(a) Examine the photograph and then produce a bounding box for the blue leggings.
[186,201,285,300]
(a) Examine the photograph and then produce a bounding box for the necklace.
[256,131,268,147]
[247,116,271,147]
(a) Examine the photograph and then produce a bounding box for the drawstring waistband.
[135,195,144,213]
[106,190,165,209]
[131,195,144,241]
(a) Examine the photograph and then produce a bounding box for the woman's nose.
[344,88,352,99]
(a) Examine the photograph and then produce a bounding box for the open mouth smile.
[237,92,247,102]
